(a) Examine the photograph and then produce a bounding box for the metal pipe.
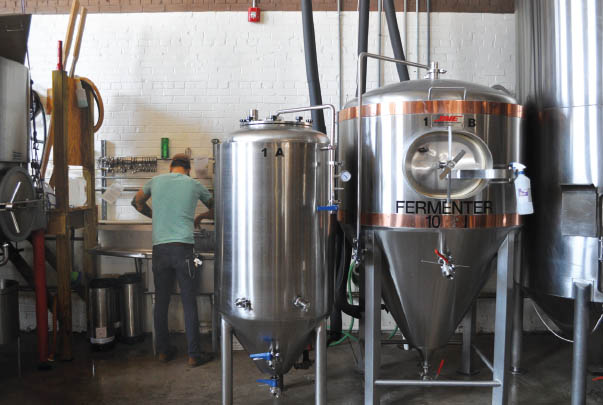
[0,242,9,266]
[403,0,407,52]
[301,0,326,133]
[492,231,517,405]
[274,104,337,206]
[426,0,430,64]
[374,379,501,387]
[337,0,343,109]
[355,52,442,253]
[315,319,327,405]
[416,0,419,79]
[571,282,591,405]
[221,317,233,405]
[472,344,494,373]
[383,0,411,81]
[377,0,383,87]
[101,140,107,220]
[511,284,524,374]
[32,230,48,365]
[357,0,370,95]
[458,304,477,375]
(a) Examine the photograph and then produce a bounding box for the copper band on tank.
[337,211,522,229]
[338,101,523,121]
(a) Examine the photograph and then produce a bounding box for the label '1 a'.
[261,147,284,157]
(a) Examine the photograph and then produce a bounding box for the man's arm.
[132,189,153,219]
[194,208,214,228]
[194,194,214,228]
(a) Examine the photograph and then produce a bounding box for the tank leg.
[571,281,591,405]
[492,231,516,405]
[17,335,21,378]
[511,284,525,375]
[212,293,219,354]
[364,231,381,405]
[221,317,233,405]
[315,319,327,405]
[458,303,478,375]
[151,294,156,356]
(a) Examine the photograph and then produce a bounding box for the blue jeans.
[152,243,200,357]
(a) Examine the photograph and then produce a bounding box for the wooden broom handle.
[62,0,80,67]
[69,7,87,78]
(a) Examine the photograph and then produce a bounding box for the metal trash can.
[88,278,119,350]
[119,273,144,344]
[0,279,19,345]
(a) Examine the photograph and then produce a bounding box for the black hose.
[383,0,410,81]
[301,0,326,133]
[357,0,370,95]
[334,227,362,319]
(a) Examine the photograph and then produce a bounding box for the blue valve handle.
[257,379,278,388]
[317,205,338,211]
[249,352,273,361]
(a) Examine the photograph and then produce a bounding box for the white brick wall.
[2,11,527,333]
[25,11,515,221]
[26,11,515,155]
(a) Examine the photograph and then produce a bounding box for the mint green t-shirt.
[143,173,212,246]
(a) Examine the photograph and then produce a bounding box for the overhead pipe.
[357,0,370,95]
[383,0,410,81]
[377,0,383,86]
[32,229,49,366]
[416,0,420,79]
[337,0,343,109]
[403,0,407,51]
[301,0,326,133]
[426,0,430,64]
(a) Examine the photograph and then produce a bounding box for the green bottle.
[161,138,169,159]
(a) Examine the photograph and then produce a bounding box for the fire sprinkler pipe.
[32,229,49,365]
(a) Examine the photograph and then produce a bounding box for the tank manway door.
[404,126,494,199]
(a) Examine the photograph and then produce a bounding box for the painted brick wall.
[1,0,514,15]
[0,10,544,334]
[24,11,515,220]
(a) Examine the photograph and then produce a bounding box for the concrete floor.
[1,332,602,404]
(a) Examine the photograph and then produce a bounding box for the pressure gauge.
[403,131,492,199]
[339,170,352,183]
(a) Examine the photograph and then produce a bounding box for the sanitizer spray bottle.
[511,162,534,215]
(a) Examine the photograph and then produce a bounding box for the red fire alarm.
[248,0,260,23]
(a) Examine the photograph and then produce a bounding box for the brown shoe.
[188,353,213,367]
[158,346,177,362]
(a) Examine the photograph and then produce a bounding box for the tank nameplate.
[338,100,522,122]
[430,114,465,128]
[337,210,521,229]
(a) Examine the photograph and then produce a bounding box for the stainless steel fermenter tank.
[517,0,603,307]
[337,58,524,373]
[217,106,336,402]
[516,0,603,402]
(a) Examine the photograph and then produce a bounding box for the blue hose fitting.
[257,378,278,388]
[249,352,273,361]
[317,205,338,211]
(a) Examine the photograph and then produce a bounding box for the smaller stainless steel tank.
[216,109,335,378]
[88,278,119,349]
[119,273,144,344]
[0,279,19,345]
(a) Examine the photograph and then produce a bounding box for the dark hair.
[170,158,191,170]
